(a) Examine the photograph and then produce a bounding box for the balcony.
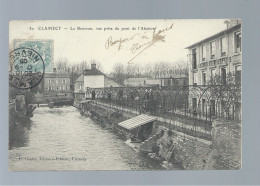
[199,61,208,68]
[208,60,216,67]
[216,57,229,65]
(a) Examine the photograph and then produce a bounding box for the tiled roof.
[83,68,104,76]
[44,73,70,78]
[76,74,84,82]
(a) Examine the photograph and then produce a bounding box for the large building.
[41,69,71,93]
[186,19,241,120]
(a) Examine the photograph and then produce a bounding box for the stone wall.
[211,120,241,169]
[85,102,241,170]
[145,124,212,170]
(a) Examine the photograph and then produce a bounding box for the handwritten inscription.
[105,23,174,64]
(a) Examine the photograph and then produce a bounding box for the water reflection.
[9,106,165,171]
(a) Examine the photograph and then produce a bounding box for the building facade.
[74,74,85,101]
[186,20,241,121]
[43,70,71,93]
[84,64,122,99]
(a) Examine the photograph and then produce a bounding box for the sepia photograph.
[8,19,242,171]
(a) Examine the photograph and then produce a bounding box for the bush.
[168,130,173,136]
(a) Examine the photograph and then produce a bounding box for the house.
[83,64,122,89]
[186,19,241,120]
[83,64,122,99]
[74,74,85,102]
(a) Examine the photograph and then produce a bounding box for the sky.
[9,19,227,73]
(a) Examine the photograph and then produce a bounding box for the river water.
[9,106,164,171]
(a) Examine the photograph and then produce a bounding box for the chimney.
[224,20,231,29]
[224,19,241,29]
[91,63,96,69]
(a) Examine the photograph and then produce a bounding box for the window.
[202,45,206,61]
[220,37,227,57]
[168,79,171,86]
[56,80,58,84]
[211,69,216,77]
[60,86,63,90]
[192,98,197,112]
[202,99,206,114]
[235,66,241,84]
[202,71,206,85]
[221,67,227,85]
[235,31,241,53]
[192,48,197,69]
[48,80,51,84]
[210,41,216,59]
[57,87,59,90]
[210,100,216,116]
[193,72,197,86]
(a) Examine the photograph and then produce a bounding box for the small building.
[83,64,122,99]
[124,78,148,87]
[144,79,161,87]
[159,75,189,87]
[118,114,157,142]
[83,64,122,89]
[74,74,85,102]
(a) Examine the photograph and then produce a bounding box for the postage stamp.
[9,40,54,89]
[9,48,45,89]
[13,40,54,73]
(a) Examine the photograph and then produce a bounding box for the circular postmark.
[9,48,45,89]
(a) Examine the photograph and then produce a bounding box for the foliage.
[110,61,188,85]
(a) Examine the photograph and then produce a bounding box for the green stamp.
[13,40,53,72]
[9,40,53,89]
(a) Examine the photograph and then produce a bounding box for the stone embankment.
[81,101,241,170]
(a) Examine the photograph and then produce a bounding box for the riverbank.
[80,102,184,169]
[9,110,32,150]
[81,101,241,170]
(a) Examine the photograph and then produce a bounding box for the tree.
[208,72,241,120]
[112,63,125,84]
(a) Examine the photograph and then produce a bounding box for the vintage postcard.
[9,19,242,171]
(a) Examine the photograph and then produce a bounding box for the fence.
[86,84,241,123]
